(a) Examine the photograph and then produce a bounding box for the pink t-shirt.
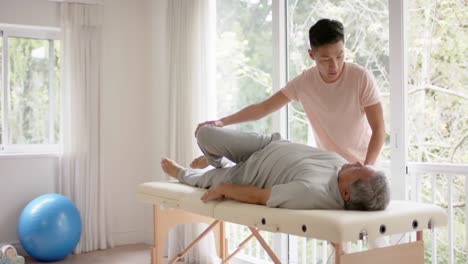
[281,62,380,163]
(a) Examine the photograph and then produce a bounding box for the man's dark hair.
[309,19,344,50]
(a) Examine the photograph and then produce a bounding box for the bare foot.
[190,155,209,169]
[161,158,183,178]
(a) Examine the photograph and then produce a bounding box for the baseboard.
[143,230,153,245]
[6,231,148,256]
[112,230,147,246]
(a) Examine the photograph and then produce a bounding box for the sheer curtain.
[166,0,218,263]
[167,0,216,166]
[59,2,113,253]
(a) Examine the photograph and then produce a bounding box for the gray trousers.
[176,126,279,188]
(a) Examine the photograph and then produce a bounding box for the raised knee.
[196,125,215,145]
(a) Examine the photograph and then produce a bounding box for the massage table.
[137,181,447,264]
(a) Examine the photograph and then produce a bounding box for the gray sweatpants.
[176,126,280,188]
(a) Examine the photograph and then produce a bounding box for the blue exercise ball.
[17,194,82,262]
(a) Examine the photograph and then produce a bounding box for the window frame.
[215,1,467,261]
[0,24,61,154]
[278,0,467,263]
[274,0,408,197]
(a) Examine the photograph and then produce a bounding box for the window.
[0,25,61,153]
[216,1,279,262]
[286,2,390,261]
[287,0,390,158]
[216,0,274,135]
[214,0,467,263]
[1,32,3,147]
[407,1,467,263]
[407,1,467,164]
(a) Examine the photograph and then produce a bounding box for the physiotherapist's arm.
[364,102,385,165]
[195,91,290,136]
[201,183,271,205]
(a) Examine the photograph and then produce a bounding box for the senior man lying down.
[161,126,390,211]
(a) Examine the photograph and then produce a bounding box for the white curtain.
[59,2,113,254]
[167,0,216,166]
[168,223,220,264]
[166,0,218,263]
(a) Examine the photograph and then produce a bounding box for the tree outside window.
[0,29,60,151]
[408,1,467,263]
[214,0,466,262]
[216,0,274,135]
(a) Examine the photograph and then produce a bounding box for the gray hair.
[344,170,390,211]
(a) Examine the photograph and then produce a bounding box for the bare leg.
[190,155,233,169]
[190,155,209,169]
[161,158,183,178]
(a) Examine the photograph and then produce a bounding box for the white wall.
[0,0,167,248]
[0,155,57,244]
[143,0,169,244]
[0,0,59,27]
[0,0,61,245]
[101,0,159,246]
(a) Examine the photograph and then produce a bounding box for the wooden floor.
[23,243,248,264]
[24,243,152,264]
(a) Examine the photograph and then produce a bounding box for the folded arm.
[201,183,271,205]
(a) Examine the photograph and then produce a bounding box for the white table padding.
[137,181,447,242]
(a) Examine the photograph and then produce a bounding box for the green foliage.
[287,0,391,147]
[216,0,274,135]
[414,173,467,264]
[216,0,467,263]
[8,37,49,144]
[2,37,61,145]
[407,0,468,164]
[54,41,61,143]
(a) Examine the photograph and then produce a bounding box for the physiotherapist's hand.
[359,165,375,181]
[194,120,224,137]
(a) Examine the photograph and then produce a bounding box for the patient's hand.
[194,120,224,137]
[201,188,224,202]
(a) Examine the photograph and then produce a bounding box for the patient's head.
[338,162,390,211]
